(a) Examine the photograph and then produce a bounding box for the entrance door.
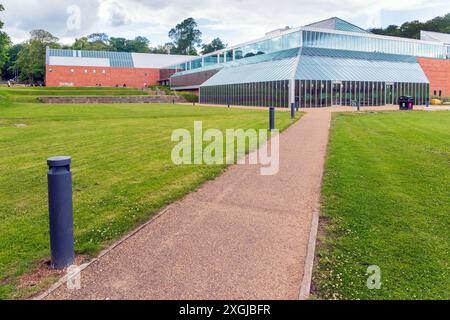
[386,83,393,105]
[332,82,342,106]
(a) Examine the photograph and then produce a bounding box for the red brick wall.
[417,57,450,97]
[45,65,161,88]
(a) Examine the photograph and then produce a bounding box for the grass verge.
[314,111,450,300]
[0,87,299,299]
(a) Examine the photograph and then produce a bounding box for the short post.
[172,99,175,104]
[295,101,299,112]
[269,107,275,131]
[357,100,361,112]
[291,103,295,119]
[193,101,196,106]
[47,156,74,269]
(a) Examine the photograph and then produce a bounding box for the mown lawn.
[0,88,297,299]
[314,111,450,300]
[0,86,150,104]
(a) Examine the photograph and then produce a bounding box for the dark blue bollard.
[295,102,299,112]
[47,156,74,269]
[269,107,275,131]
[291,103,295,119]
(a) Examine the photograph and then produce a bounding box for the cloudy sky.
[2,0,449,47]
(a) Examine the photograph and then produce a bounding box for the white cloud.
[1,0,447,46]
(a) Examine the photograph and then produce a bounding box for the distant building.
[166,17,450,107]
[45,49,191,88]
[45,17,450,107]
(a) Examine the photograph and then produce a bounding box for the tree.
[126,36,150,53]
[0,4,11,75]
[14,30,60,83]
[370,13,450,39]
[72,37,90,50]
[201,38,226,54]
[2,43,23,80]
[169,18,202,55]
[86,33,109,51]
[109,37,127,52]
[150,43,174,54]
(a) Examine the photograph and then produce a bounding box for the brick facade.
[45,65,161,89]
[417,57,450,97]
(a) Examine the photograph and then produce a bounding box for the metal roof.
[172,47,300,78]
[201,56,298,86]
[200,46,429,87]
[420,30,450,45]
[296,48,429,83]
[47,48,191,69]
[306,17,369,34]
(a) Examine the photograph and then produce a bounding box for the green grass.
[314,111,450,300]
[0,86,149,104]
[0,87,297,299]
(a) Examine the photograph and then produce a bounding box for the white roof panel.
[132,53,192,69]
[48,56,110,67]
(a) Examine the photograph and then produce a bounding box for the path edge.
[298,208,320,300]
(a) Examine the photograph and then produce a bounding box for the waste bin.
[399,96,414,110]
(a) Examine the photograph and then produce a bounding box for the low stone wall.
[39,95,187,104]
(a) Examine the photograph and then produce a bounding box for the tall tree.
[2,43,22,80]
[14,30,60,83]
[0,3,11,75]
[169,18,202,55]
[201,38,226,54]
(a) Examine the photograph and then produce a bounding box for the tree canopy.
[14,30,60,83]
[169,18,202,55]
[201,38,226,54]
[0,4,11,71]
[370,13,450,39]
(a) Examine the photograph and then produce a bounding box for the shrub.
[178,91,199,103]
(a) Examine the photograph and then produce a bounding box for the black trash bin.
[407,96,415,110]
[399,96,414,110]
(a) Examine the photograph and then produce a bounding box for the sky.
[2,0,449,48]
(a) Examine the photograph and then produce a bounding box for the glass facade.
[200,80,290,108]
[301,30,447,59]
[200,80,429,108]
[168,27,448,73]
[294,80,429,107]
[171,19,439,108]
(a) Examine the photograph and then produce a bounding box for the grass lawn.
[0,86,150,104]
[314,111,450,300]
[0,87,297,299]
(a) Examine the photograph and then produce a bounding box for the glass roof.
[201,56,299,86]
[303,17,369,34]
[296,48,429,83]
[199,47,429,87]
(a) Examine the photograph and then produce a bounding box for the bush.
[431,96,450,104]
[147,85,174,95]
[178,91,199,103]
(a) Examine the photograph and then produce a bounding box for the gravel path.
[44,111,332,300]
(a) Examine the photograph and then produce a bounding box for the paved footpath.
[44,111,332,300]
